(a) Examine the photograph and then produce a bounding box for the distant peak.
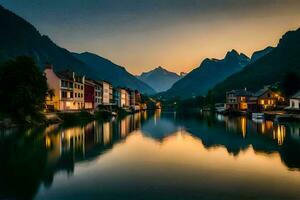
[225,49,239,58]
[224,49,250,61]
[180,72,187,77]
[155,66,166,71]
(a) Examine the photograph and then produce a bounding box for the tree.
[281,71,300,97]
[0,56,48,122]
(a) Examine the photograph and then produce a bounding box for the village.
[215,86,300,122]
[44,63,161,116]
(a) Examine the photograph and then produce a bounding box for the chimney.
[45,63,53,70]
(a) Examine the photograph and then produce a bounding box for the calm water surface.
[1,110,300,200]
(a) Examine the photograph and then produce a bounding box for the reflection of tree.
[0,113,143,199]
[0,129,49,199]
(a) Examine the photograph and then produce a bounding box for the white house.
[44,64,85,111]
[289,91,300,111]
[101,81,112,105]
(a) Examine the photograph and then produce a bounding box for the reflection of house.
[287,91,300,112]
[290,125,300,141]
[226,89,252,111]
[248,86,284,112]
[44,64,85,111]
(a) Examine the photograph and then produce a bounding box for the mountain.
[0,5,155,94]
[73,52,155,94]
[211,28,300,101]
[250,46,274,63]
[162,50,250,98]
[137,66,181,92]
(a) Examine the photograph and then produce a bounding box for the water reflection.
[1,111,300,199]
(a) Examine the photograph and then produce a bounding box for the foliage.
[0,56,48,122]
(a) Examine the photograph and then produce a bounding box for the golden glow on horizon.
[84,14,300,75]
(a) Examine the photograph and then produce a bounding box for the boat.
[252,113,264,120]
[215,103,226,114]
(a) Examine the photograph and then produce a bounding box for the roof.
[227,89,253,96]
[291,91,300,99]
[56,70,74,81]
[253,87,270,97]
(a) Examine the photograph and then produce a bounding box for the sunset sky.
[1,0,300,75]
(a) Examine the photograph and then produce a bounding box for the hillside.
[73,52,156,94]
[211,28,300,101]
[0,5,155,94]
[163,50,250,98]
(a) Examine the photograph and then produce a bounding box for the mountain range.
[162,50,251,98]
[0,5,155,94]
[137,66,182,92]
[1,4,299,100]
[211,28,300,101]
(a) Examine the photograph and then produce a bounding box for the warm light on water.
[1,111,300,199]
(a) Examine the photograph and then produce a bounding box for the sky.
[1,0,300,75]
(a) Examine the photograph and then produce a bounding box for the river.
[1,110,300,200]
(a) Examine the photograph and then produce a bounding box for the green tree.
[0,56,48,122]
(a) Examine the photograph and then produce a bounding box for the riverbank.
[0,108,144,129]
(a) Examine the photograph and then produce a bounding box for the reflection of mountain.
[178,116,279,155]
[140,113,300,171]
[1,112,300,199]
[141,112,180,140]
[141,118,179,140]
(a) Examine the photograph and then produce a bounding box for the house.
[135,90,141,105]
[118,88,130,108]
[94,81,103,108]
[101,81,112,105]
[109,84,114,105]
[225,89,253,111]
[72,72,85,110]
[84,79,95,109]
[44,64,85,111]
[247,86,284,112]
[128,89,136,107]
[286,91,300,112]
[133,90,142,111]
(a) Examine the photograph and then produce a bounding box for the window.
[81,85,83,90]
[70,92,73,98]
[61,91,67,98]
[61,80,67,88]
